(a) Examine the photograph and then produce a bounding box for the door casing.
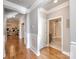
[47,16,64,52]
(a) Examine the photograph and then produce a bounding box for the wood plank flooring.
[5,35,69,59]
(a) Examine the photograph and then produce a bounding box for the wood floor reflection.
[5,35,69,59]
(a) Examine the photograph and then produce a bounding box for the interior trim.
[70,41,76,45]
[30,48,40,56]
[30,0,48,12]
[48,1,69,14]
[4,0,69,14]
[3,0,29,14]
[70,41,76,59]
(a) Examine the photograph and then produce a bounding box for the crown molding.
[29,0,44,12]
[4,0,69,14]
[38,8,48,14]
[47,1,69,14]
[30,1,69,14]
[29,0,39,12]
[29,0,50,12]
[3,0,30,14]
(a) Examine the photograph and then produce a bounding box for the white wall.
[47,6,70,54]
[29,7,38,54]
[28,8,48,56]
[70,0,76,59]
[26,14,30,48]
[70,0,76,42]
[38,8,47,52]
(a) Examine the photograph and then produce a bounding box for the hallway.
[4,0,70,59]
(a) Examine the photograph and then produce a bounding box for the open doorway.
[48,16,63,51]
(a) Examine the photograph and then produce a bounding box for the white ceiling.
[43,0,69,10]
[7,0,36,8]
[6,0,69,10]
[4,8,13,12]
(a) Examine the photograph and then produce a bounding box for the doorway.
[48,17,63,51]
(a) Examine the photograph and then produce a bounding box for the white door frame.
[47,16,63,52]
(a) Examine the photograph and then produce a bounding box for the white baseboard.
[70,41,76,59]
[30,48,40,56]
[49,44,61,51]
[62,51,70,56]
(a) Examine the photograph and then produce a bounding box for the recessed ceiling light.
[53,0,58,3]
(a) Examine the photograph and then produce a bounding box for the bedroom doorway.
[48,16,63,51]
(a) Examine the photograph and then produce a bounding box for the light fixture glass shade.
[54,0,58,3]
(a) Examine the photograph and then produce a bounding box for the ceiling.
[6,0,69,10]
[7,0,36,8]
[4,8,15,12]
[43,0,69,10]
[4,8,16,15]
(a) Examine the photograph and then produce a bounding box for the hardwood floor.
[5,35,69,59]
[40,47,69,59]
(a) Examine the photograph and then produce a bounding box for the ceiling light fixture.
[53,0,58,3]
